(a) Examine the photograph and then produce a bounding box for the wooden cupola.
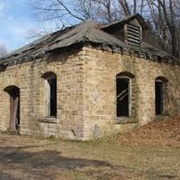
[101,14,149,47]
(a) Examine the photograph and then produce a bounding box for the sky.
[0,0,48,52]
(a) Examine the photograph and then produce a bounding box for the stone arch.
[116,71,135,79]
[42,72,57,117]
[42,71,56,80]
[155,76,168,83]
[4,85,20,132]
[116,72,135,117]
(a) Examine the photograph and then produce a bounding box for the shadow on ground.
[0,141,178,179]
[0,145,115,179]
[0,146,111,169]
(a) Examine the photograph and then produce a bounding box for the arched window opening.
[4,85,20,131]
[155,77,168,115]
[42,72,57,117]
[116,72,134,117]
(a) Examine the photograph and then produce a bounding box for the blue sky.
[0,0,46,52]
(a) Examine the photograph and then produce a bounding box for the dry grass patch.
[0,117,180,179]
[0,133,180,180]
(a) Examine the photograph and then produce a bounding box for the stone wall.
[0,49,85,139]
[81,47,180,139]
[0,46,179,140]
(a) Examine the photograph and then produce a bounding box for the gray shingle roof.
[0,19,128,66]
[0,16,178,66]
[47,19,128,51]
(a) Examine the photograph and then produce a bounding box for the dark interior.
[155,81,163,115]
[116,78,129,117]
[48,78,57,117]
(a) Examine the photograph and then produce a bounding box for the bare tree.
[31,0,85,28]
[31,0,147,25]
[146,0,180,57]
[31,0,123,25]
[118,0,132,15]
[30,0,180,57]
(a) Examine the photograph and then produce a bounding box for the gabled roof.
[47,19,128,51]
[0,19,128,66]
[101,13,149,31]
[0,15,178,67]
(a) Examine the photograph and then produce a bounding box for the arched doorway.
[4,86,20,132]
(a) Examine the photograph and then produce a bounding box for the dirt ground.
[0,116,180,180]
[0,133,179,180]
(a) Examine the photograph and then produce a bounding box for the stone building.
[0,14,180,140]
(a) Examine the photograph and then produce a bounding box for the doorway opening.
[4,86,20,132]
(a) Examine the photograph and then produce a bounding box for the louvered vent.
[127,23,141,46]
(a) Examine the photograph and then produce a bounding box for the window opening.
[116,77,130,117]
[48,77,57,116]
[43,72,57,117]
[155,77,167,115]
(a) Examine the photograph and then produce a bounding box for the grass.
[0,134,180,180]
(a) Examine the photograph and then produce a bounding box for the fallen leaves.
[118,116,180,146]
